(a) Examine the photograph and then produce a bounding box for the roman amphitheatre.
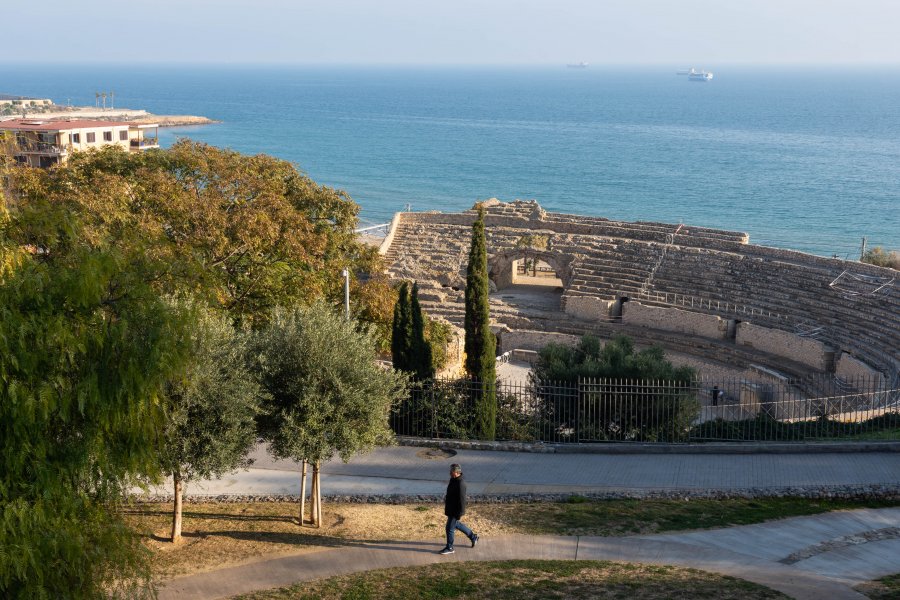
[379,199,898,411]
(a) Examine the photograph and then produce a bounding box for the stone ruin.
[380,200,899,398]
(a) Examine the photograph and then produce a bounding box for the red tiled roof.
[0,119,135,132]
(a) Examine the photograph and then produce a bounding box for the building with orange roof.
[0,118,159,168]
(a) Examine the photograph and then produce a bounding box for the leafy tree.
[425,318,456,374]
[464,206,497,439]
[531,335,699,442]
[391,281,413,372]
[0,196,191,598]
[253,303,408,526]
[157,306,264,543]
[5,141,389,325]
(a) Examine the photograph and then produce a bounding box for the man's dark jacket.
[444,475,467,518]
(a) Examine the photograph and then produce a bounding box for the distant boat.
[566,62,589,69]
[677,67,713,81]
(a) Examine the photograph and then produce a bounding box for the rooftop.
[0,118,155,132]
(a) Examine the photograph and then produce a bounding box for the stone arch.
[488,249,575,291]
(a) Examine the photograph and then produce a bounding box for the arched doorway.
[488,250,573,312]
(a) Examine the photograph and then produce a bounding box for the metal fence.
[390,375,900,443]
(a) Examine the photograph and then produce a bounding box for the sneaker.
[439,547,455,555]
[471,533,479,548]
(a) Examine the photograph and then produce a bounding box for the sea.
[2,64,899,258]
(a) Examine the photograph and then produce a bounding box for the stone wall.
[380,200,898,381]
[564,296,615,320]
[735,322,829,372]
[836,353,886,387]
[622,302,728,340]
[378,211,405,256]
[499,330,580,353]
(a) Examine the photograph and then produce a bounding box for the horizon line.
[4,61,900,68]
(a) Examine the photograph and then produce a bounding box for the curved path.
[159,507,900,600]
[149,444,900,599]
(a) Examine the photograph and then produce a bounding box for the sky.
[4,0,900,65]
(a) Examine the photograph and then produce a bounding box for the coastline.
[0,106,218,128]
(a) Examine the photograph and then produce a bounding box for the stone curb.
[134,484,900,505]
[397,437,900,454]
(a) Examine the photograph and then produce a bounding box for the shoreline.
[0,106,218,128]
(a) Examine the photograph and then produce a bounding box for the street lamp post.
[341,269,350,320]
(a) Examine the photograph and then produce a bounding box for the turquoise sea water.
[2,65,898,257]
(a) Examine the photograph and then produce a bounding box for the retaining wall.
[499,330,580,353]
[622,302,728,340]
[736,322,830,372]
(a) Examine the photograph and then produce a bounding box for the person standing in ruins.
[439,463,478,554]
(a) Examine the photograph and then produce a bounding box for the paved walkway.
[164,444,900,498]
[145,445,900,598]
[159,507,900,600]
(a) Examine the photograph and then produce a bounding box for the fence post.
[431,380,437,439]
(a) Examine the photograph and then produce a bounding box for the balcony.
[16,141,67,155]
[130,137,159,150]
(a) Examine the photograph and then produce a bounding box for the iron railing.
[391,375,899,443]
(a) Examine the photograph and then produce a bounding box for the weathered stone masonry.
[381,200,898,385]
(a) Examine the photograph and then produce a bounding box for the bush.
[862,247,900,270]
[531,335,700,442]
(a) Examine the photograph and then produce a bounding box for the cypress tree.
[391,281,412,372]
[464,206,497,439]
[409,282,434,380]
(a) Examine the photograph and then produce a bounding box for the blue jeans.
[445,516,473,549]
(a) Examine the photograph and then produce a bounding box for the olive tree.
[157,306,264,543]
[254,303,408,526]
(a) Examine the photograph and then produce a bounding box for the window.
[86,132,96,143]
[71,133,80,143]
[119,130,128,141]
[103,131,113,142]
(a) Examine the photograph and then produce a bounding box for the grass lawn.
[230,560,790,600]
[851,429,900,441]
[856,573,900,599]
[127,496,900,579]
[491,496,900,537]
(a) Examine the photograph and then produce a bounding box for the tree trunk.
[299,459,308,525]
[313,462,322,528]
[309,465,318,528]
[171,474,183,543]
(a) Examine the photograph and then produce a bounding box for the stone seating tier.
[381,202,898,381]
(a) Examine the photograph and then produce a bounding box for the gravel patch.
[134,484,900,504]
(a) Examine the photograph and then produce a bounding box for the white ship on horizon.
[566,62,589,68]
[677,67,713,81]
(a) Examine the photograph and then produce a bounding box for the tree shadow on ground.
[124,507,298,524]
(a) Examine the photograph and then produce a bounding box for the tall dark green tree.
[464,206,497,440]
[409,282,434,380]
[391,281,413,372]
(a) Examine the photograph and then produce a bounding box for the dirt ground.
[128,501,520,579]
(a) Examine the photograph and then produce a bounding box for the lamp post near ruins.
[342,269,350,320]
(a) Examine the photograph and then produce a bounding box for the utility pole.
[860,236,867,261]
[341,269,350,320]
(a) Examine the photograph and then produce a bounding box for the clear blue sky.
[6,0,900,65]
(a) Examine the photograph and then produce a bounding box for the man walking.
[440,463,478,555]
